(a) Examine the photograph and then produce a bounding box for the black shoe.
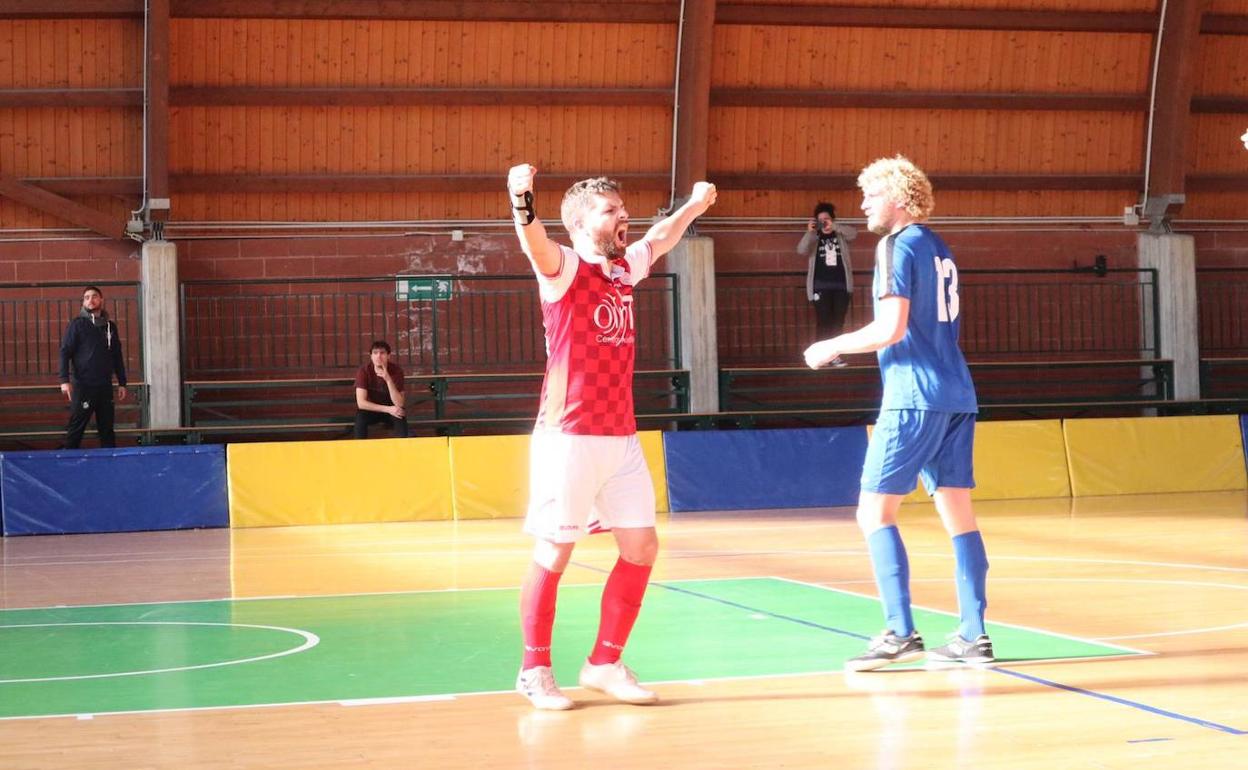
[846,631,925,672]
[927,633,995,664]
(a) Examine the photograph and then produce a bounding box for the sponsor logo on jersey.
[594,291,635,346]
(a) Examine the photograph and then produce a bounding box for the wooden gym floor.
[1,491,1245,769]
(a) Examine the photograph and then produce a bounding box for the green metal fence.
[180,273,679,378]
[1197,267,1248,356]
[0,281,143,386]
[715,268,1160,366]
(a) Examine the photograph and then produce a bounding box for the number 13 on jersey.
[934,256,960,322]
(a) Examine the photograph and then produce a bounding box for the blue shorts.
[861,410,976,496]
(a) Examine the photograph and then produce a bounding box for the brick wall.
[4,227,1246,379]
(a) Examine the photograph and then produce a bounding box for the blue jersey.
[872,224,977,412]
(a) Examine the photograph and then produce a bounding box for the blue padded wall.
[1,446,228,535]
[664,427,869,512]
[1242,415,1248,471]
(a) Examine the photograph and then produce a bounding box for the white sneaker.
[578,660,659,705]
[516,666,574,710]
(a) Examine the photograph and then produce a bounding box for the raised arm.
[507,163,562,276]
[797,224,817,256]
[642,182,718,260]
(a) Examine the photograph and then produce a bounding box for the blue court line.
[569,561,870,642]
[994,668,1247,736]
[569,564,1247,737]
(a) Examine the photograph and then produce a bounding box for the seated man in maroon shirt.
[353,340,407,439]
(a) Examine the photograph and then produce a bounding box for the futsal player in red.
[507,163,716,709]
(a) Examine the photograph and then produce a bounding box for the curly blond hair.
[560,177,622,231]
[856,155,935,220]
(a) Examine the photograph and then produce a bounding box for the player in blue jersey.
[804,155,993,670]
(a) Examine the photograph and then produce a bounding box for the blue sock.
[952,530,989,639]
[866,526,914,637]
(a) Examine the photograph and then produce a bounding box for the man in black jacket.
[59,285,128,448]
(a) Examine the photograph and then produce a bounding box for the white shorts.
[524,431,657,543]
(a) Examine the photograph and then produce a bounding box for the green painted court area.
[0,578,1137,719]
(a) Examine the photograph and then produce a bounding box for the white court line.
[11,530,1245,574]
[340,695,455,706]
[976,577,1248,642]
[768,575,1152,656]
[0,575,777,614]
[1103,621,1248,641]
[0,549,534,570]
[0,574,1190,722]
[661,547,1248,575]
[0,522,861,568]
[0,622,319,683]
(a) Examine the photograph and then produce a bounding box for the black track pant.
[64,383,116,448]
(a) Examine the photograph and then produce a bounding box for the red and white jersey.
[534,240,653,435]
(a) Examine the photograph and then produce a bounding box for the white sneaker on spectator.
[578,660,659,704]
[516,666,574,710]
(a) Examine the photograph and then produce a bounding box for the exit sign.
[395,276,453,301]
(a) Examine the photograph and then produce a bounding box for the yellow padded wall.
[1064,415,1247,497]
[228,438,452,527]
[639,430,670,513]
[975,418,1071,501]
[450,431,670,521]
[898,419,1072,503]
[449,434,531,521]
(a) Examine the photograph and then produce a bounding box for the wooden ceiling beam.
[709,173,1142,191]
[1187,174,1248,192]
[6,0,1240,38]
[1144,0,1208,218]
[169,87,672,107]
[674,0,716,196]
[30,173,1221,196]
[0,89,143,107]
[0,174,126,239]
[167,1,676,23]
[146,0,172,223]
[1190,96,1248,114]
[1,0,1241,37]
[167,173,672,194]
[25,177,144,195]
[0,1,142,18]
[12,87,1238,114]
[712,89,1145,112]
[715,5,1158,32]
[1202,14,1248,34]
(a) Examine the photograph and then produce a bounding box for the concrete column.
[1137,233,1199,399]
[666,236,718,413]
[141,239,182,427]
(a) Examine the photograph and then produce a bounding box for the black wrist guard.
[511,191,535,226]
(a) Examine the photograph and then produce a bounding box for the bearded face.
[578,193,629,258]
[82,290,104,314]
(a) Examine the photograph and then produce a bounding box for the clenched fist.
[803,340,840,370]
[508,164,537,198]
[690,181,717,210]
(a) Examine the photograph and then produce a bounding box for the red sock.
[588,558,653,665]
[520,563,563,669]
